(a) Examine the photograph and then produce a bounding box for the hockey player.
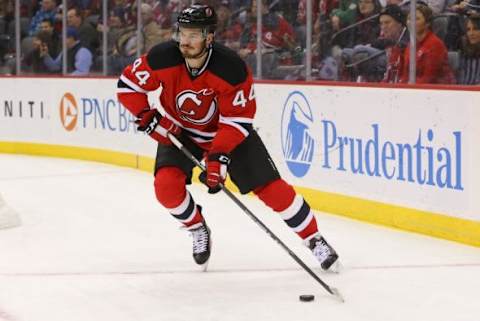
[117,4,340,272]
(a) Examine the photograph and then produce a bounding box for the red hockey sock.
[154,167,203,227]
[254,179,318,239]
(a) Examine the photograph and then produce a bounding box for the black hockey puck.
[299,294,315,302]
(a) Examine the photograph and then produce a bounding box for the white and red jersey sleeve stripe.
[116,55,159,117]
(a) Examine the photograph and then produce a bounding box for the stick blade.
[330,287,345,303]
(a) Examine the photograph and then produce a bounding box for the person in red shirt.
[214,0,242,50]
[238,0,298,77]
[117,4,340,272]
[399,3,455,84]
[238,0,296,54]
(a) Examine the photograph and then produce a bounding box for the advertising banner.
[1,78,479,244]
[254,84,479,222]
[0,78,156,157]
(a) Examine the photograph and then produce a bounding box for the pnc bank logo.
[59,92,78,131]
[281,91,315,178]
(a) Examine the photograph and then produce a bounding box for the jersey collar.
[185,46,213,78]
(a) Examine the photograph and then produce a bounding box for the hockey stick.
[166,132,344,302]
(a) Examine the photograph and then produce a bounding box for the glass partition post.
[102,0,108,75]
[408,0,417,84]
[14,0,20,75]
[62,0,67,75]
[136,0,142,59]
[255,0,262,79]
[306,0,313,80]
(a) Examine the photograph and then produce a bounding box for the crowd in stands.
[0,0,479,84]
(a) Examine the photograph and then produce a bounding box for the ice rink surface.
[0,154,479,321]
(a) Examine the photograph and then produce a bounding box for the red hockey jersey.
[117,41,257,154]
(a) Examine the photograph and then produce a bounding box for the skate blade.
[200,260,209,272]
[325,260,343,274]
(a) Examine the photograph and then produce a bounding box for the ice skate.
[305,234,341,273]
[186,221,211,271]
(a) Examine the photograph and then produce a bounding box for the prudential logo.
[281,91,315,178]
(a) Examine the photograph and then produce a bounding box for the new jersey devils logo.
[176,89,217,125]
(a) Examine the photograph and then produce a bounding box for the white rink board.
[0,78,479,222]
[0,78,157,157]
[254,83,479,221]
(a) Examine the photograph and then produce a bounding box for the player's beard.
[180,41,208,59]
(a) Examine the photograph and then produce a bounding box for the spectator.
[296,0,320,44]
[22,31,53,73]
[311,0,340,63]
[67,7,99,52]
[166,0,191,22]
[427,0,448,14]
[140,3,168,53]
[353,0,382,46]
[457,15,480,84]
[239,0,297,55]
[94,6,128,72]
[149,0,176,35]
[403,0,447,15]
[96,7,128,55]
[106,22,137,75]
[68,0,101,18]
[239,0,298,78]
[330,0,359,33]
[341,0,386,82]
[110,0,135,25]
[28,0,58,36]
[0,0,13,72]
[449,0,480,15]
[38,18,61,57]
[399,3,455,83]
[41,27,93,75]
[447,0,480,50]
[0,0,12,34]
[379,4,408,82]
[277,0,299,24]
[215,0,242,50]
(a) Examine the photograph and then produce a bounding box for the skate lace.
[191,226,209,254]
[313,239,331,262]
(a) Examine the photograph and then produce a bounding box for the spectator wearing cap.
[457,15,480,84]
[399,3,455,83]
[378,4,409,82]
[338,4,406,82]
[41,27,93,75]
